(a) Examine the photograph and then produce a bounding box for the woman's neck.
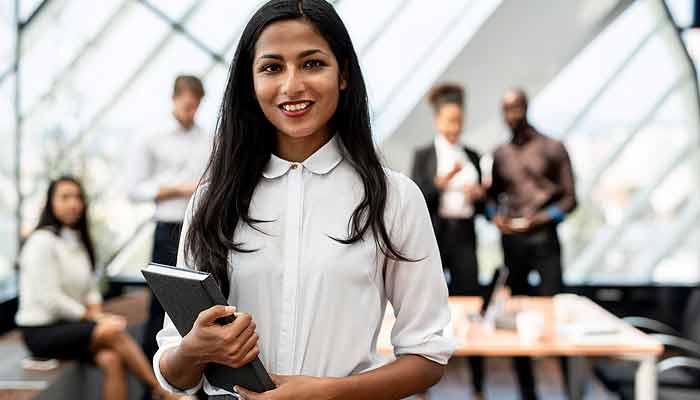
[275,128,332,162]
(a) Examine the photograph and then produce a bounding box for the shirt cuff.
[485,205,497,220]
[393,333,457,365]
[85,290,103,306]
[153,341,204,395]
[546,206,566,223]
[129,182,159,203]
[61,301,87,321]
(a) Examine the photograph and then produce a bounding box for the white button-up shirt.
[434,135,479,219]
[15,228,102,326]
[126,118,212,223]
[153,136,455,396]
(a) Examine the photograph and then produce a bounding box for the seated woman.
[15,176,178,400]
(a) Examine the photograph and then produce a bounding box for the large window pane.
[19,0,125,114]
[529,0,700,285]
[185,0,262,54]
[0,2,15,75]
[0,74,17,301]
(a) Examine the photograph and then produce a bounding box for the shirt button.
[290,163,299,170]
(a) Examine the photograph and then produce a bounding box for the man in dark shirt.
[487,88,577,400]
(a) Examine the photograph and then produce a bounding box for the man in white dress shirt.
[125,75,212,366]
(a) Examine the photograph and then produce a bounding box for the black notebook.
[142,262,275,393]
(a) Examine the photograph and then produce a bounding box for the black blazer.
[410,143,484,232]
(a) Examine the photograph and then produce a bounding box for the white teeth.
[282,102,310,112]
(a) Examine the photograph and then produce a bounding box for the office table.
[377,296,663,400]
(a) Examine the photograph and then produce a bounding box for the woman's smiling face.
[252,19,347,144]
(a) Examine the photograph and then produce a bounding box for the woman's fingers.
[196,305,236,326]
[270,374,289,387]
[234,345,260,368]
[234,330,259,360]
[234,385,263,400]
[224,312,253,339]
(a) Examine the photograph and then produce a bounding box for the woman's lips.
[279,101,313,118]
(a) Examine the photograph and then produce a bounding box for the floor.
[426,356,616,400]
[1,289,620,399]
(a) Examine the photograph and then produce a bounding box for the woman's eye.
[303,60,323,69]
[262,64,281,73]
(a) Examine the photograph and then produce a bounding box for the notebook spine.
[202,275,235,325]
[252,359,276,391]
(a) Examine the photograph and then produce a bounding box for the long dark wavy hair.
[186,0,410,297]
[36,176,96,270]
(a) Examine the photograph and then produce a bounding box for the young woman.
[411,84,486,399]
[154,0,454,399]
[15,177,178,400]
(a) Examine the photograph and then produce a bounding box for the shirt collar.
[262,135,344,179]
[435,134,460,153]
[169,114,200,135]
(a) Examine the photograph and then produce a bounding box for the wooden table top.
[377,295,663,357]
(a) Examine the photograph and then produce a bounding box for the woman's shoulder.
[384,168,425,208]
[21,228,59,256]
[25,228,58,244]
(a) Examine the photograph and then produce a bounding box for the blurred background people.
[411,83,485,399]
[124,75,211,366]
[487,88,577,400]
[15,176,177,400]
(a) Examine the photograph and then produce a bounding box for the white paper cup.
[516,311,545,344]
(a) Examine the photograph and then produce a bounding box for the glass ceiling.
[527,0,700,285]
[1,0,698,295]
[0,0,501,293]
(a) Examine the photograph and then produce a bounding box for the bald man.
[487,89,577,400]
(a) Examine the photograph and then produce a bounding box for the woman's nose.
[282,68,305,97]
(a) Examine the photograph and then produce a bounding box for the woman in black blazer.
[411,83,485,296]
[411,83,486,400]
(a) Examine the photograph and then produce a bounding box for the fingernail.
[226,306,235,313]
[233,386,239,393]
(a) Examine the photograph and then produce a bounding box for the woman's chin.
[277,126,329,141]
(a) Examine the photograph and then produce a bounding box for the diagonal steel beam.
[636,192,700,280]
[58,1,205,158]
[372,0,475,118]
[18,0,52,30]
[559,22,666,140]
[21,0,133,119]
[0,66,12,87]
[569,142,695,282]
[579,76,689,199]
[358,0,409,55]
[139,0,225,64]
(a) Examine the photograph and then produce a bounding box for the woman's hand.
[492,215,513,234]
[93,314,127,338]
[179,305,259,368]
[434,163,463,191]
[83,303,103,321]
[462,184,485,202]
[235,375,337,400]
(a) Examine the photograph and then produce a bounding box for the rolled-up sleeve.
[384,174,456,365]
[153,314,204,395]
[84,280,103,305]
[125,136,159,203]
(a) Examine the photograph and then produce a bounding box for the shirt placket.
[278,163,303,374]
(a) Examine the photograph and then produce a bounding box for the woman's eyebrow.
[298,49,326,58]
[256,53,284,62]
[256,48,327,62]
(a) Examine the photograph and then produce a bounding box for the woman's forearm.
[328,355,445,400]
[159,345,207,391]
